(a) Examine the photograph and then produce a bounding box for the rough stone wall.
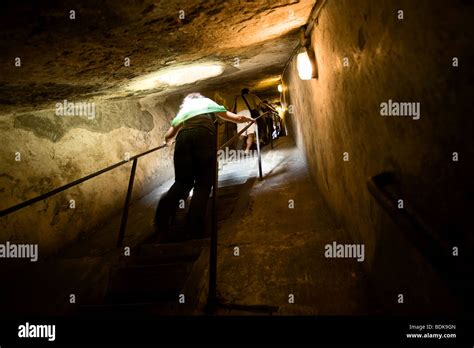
[0,97,177,257]
[282,0,473,313]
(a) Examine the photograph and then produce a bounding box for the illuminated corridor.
[0,0,472,328]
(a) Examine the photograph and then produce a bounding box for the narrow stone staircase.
[75,240,206,318]
[73,158,256,318]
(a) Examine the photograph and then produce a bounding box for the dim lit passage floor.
[213,136,369,315]
[0,137,369,317]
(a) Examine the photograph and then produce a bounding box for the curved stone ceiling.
[0,0,315,114]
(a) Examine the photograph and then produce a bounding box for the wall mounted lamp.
[297,26,318,80]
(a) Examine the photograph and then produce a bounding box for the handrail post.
[254,117,263,180]
[208,121,219,309]
[117,158,138,247]
[270,113,274,149]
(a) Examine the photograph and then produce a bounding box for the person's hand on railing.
[236,115,254,123]
[163,125,181,146]
[216,111,253,124]
[163,139,175,147]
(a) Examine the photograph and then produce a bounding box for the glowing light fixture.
[297,51,313,80]
[297,26,318,80]
[277,84,283,92]
[127,62,225,91]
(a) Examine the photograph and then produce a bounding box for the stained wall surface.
[0,97,181,257]
[281,0,473,313]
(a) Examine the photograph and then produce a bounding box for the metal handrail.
[0,143,168,246]
[366,171,474,309]
[367,171,453,274]
[208,113,276,310]
[209,116,262,307]
[1,112,267,237]
[218,112,266,150]
[218,112,267,180]
[1,112,276,313]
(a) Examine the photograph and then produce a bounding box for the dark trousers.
[154,127,216,238]
[266,117,274,140]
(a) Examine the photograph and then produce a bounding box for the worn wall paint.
[282,0,472,314]
[0,97,177,257]
[13,100,155,142]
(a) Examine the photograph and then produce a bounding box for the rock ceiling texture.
[0,0,315,114]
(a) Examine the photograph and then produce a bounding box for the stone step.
[0,257,110,318]
[105,262,193,303]
[133,240,206,264]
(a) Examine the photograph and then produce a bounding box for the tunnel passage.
[0,0,472,324]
